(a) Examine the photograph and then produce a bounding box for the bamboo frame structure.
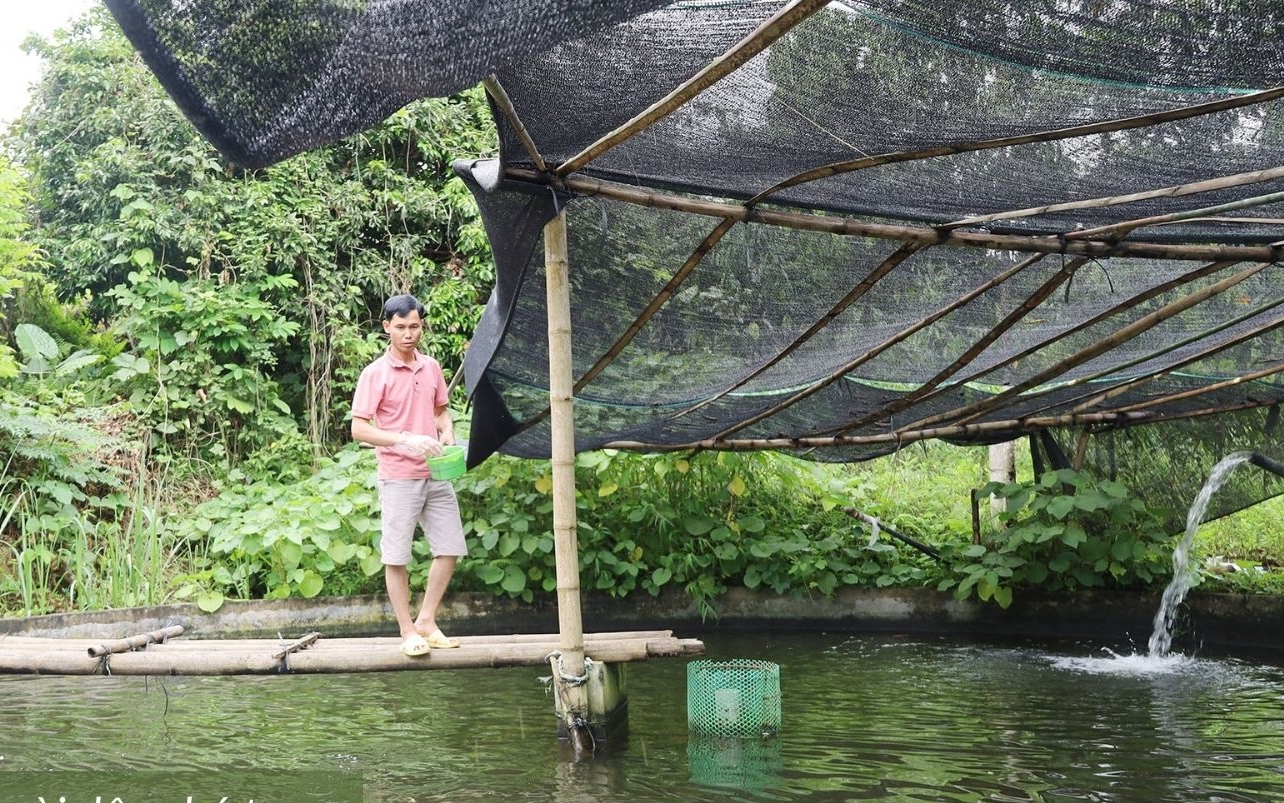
[489,165,1284,466]
[898,261,1274,433]
[499,165,1283,445]
[468,5,1284,501]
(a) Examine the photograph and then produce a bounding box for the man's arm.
[351,417,401,448]
[352,417,442,456]
[435,406,455,446]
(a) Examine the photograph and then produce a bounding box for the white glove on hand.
[396,433,442,457]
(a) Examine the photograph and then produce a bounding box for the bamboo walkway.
[0,626,705,676]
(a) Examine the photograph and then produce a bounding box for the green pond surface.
[1,631,1282,803]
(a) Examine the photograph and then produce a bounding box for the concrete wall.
[2,588,1280,654]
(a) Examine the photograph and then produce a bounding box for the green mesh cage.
[687,659,781,738]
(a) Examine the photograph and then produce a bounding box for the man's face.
[383,310,424,350]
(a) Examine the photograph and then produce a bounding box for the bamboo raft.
[0,626,704,676]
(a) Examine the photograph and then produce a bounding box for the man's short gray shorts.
[377,478,467,565]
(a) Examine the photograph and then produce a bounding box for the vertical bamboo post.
[988,440,1016,518]
[544,209,589,733]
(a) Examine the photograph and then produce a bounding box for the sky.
[0,0,99,129]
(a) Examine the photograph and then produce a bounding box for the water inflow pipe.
[1248,452,1284,478]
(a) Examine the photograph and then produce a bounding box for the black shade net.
[108,0,1284,521]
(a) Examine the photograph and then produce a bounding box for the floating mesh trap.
[687,659,781,738]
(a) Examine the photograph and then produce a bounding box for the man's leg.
[385,564,419,638]
[413,555,457,637]
[377,479,426,641]
[413,481,466,641]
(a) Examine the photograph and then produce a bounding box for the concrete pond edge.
[2,587,1281,655]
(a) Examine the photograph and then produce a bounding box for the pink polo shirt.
[351,351,449,479]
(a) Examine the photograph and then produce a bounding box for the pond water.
[2,631,1282,803]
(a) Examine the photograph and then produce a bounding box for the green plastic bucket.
[426,444,466,480]
[687,659,781,738]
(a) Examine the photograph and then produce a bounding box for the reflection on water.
[1,631,1282,802]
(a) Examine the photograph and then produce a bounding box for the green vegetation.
[941,468,1172,608]
[2,7,1282,618]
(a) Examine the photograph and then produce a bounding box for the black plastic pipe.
[1249,452,1284,478]
[843,507,942,561]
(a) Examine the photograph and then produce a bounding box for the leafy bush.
[938,468,1173,607]
[107,269,301,463]
[173,446,387,611]
[176,441,936,613]
[452,447,933,612]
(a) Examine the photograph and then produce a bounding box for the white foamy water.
[1050,648,1197,676]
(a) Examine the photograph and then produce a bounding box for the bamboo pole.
[508,169,1282,263]
[1007,294,1284,416]
[749,85,1284,200]
[483,75,548,173]
[914,259,1241,406]
[543,209,588,726]
[1066,190,1284,242]
[87,625,184,657]
[899,261,1274,432]
[943,165,1284,231]
[555,0,830,176]
[682,241,926,415]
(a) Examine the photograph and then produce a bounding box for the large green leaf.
[501,564,527,593]
[55,349,103,376]
[15,323,58,360]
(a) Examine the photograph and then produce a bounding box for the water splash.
[1051,648,1194,676]
[1147,451,1254,657]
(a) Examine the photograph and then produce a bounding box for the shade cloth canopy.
[106,0,1284,522]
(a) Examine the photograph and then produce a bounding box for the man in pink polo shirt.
[351,294,466,657]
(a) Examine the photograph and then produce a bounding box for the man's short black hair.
[383,294,426,321]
